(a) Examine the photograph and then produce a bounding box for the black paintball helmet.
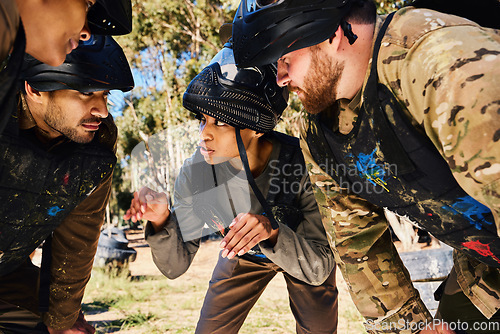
[232,0,357,67]
[88,0,133,35]
[183,44,289,133]
[21,35,134,93]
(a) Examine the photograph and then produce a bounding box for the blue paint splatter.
[48,206,63,217]
[442,196,493,230]
[348,148,389,191]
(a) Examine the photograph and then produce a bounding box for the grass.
[83,240,367,333]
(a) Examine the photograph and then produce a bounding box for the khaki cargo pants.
[195,255,338,334]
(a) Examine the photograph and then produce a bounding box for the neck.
[230,135,273,178]
[336,22,376,100]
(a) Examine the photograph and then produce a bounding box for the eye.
[214,120,228,127]
[82,92,94,97]
[279,56,290,69]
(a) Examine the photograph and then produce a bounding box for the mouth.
[288,86,302,97]
[81,121,101,131]
[199,145,214,156]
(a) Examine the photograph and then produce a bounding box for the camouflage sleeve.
[380,16,500,233]
[300,127,433,334]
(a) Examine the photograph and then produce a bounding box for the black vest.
[305,14,500,268]
[0,25,25,135]
[0,102,116,275]
[191,131,305,262]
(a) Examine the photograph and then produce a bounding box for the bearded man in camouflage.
[231,0,500,333]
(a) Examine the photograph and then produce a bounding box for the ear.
[24,82,43,104]
[254,131,265,139]
[328,25,344,51]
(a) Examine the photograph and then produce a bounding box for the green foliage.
[377,0,408,14]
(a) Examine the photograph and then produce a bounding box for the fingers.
[220,214,272,259]
[123,187,171,229]
[123,191,144,222]
[122,188,155,222]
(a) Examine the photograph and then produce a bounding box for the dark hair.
[345,0,377,24]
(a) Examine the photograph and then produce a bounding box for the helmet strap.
[340,20,358,45]
[235,128,279,230]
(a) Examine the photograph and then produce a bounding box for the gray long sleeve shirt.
[146,134,334,285]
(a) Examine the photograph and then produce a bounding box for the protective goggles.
[209,47,265,88]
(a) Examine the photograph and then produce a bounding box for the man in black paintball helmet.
[231,0,357,68]
[124,44,338,333]
[0,34,133,334]
[0,0,132,135]
[232,0,500,332]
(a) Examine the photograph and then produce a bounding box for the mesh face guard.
[232,0,354,67]
[183,46,288,133]
[21,35,134,93]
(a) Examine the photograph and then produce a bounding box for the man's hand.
[219,213,279,259]
[123,187,170,233]
[47,312,95,334]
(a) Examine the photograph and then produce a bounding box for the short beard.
[294,45,344,115]
[44,95,95,144]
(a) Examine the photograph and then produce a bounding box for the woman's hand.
[219,213,279,259]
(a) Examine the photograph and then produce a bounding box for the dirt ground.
[84,229,366,333]
[33,223,444,334]
[124,229,326,302]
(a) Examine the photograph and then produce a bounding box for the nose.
[276,60,290,88]
[90,95,109,119]
[199,122,213,142]
[80,22,91,41]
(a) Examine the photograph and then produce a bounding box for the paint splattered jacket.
[0,96,116,330]
[300,7,500,334]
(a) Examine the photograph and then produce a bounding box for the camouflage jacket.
[300,7,500,334]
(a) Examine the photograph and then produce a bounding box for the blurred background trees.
[109,0,407,228]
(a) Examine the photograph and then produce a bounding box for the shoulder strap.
[236,129,279,229]
[363,12,417,175]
